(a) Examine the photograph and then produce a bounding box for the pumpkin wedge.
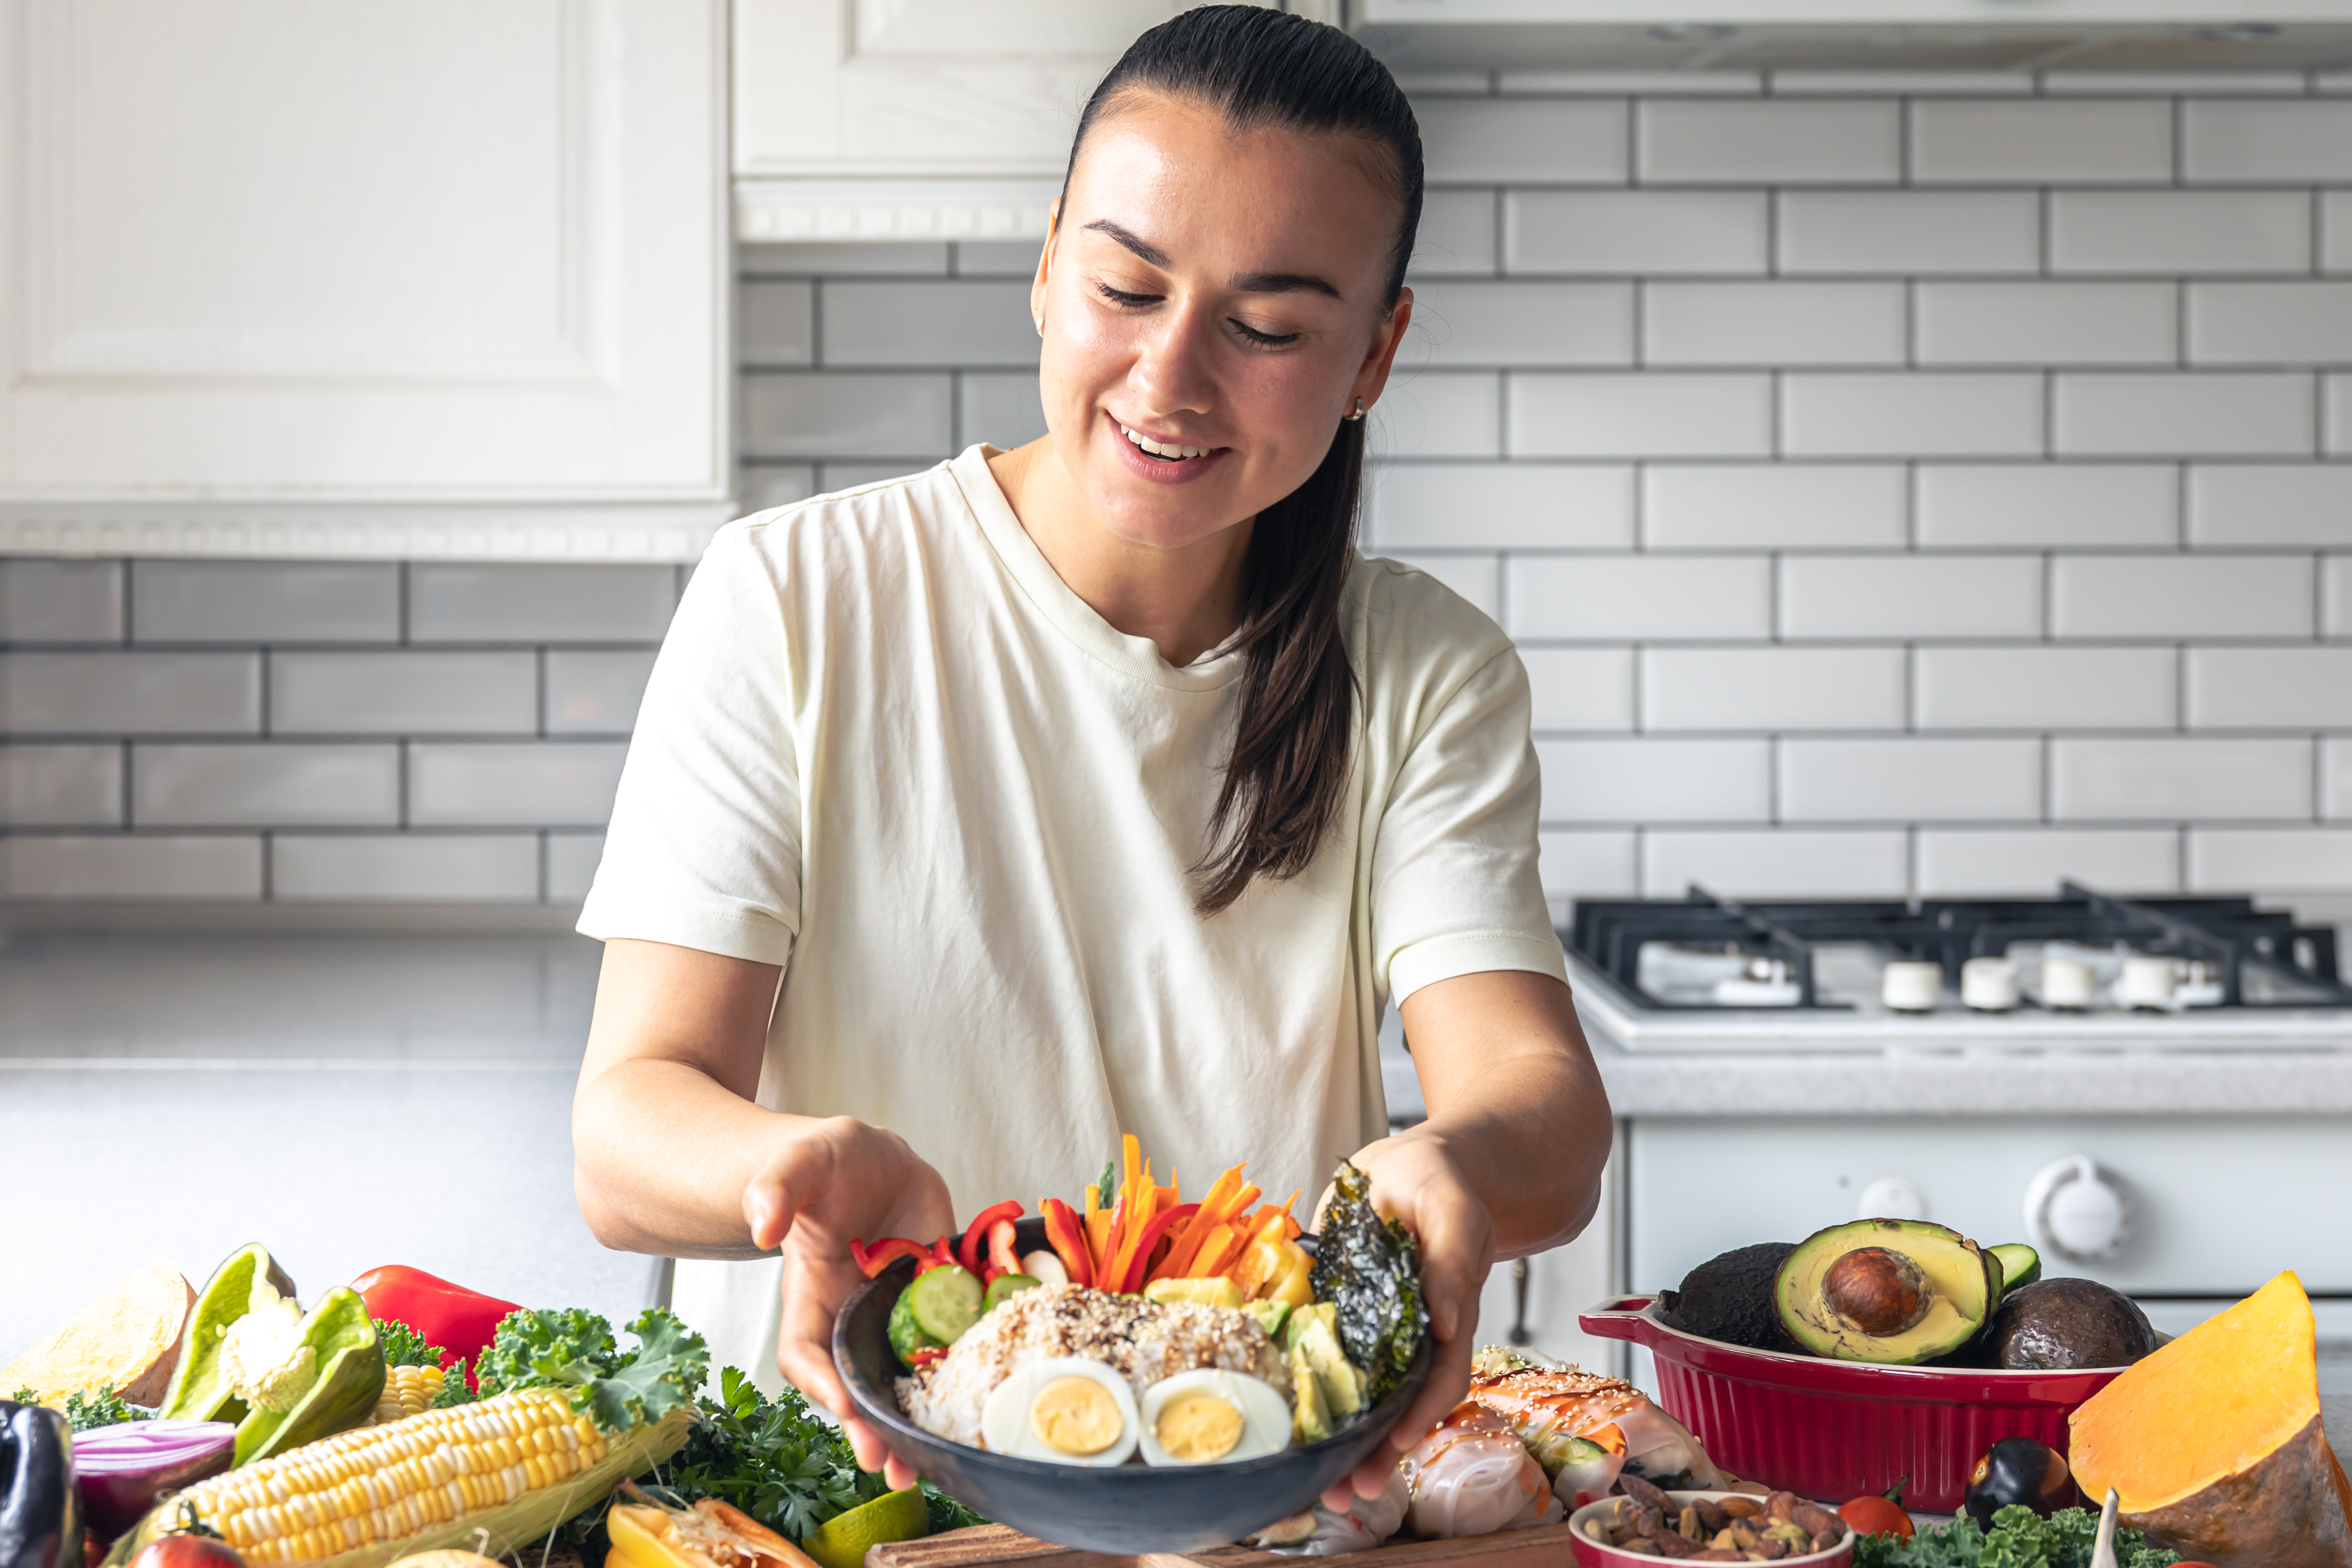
[2069,1270,2352,1568]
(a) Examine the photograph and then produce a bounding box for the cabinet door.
[1,0,729,547]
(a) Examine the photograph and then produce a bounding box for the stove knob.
[1881,962,1943,1012]
[1857,1176,1928,1221]
[2024,1155,2131,1262]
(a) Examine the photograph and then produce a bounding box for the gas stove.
[1562,883,2352,1052]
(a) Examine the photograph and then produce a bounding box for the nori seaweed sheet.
[1308,1159,1428,1406]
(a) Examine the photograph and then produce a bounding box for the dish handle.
[1578,1295,1659,1346]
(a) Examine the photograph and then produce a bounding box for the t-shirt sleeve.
[1369,637,1568,1006]
[576,524,804,967]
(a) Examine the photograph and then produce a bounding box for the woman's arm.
[1326,968,1611,1504]
[573,937,953,1485]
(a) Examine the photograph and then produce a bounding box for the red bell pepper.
[850,1238,933,1278]
[984,1219,1022,1283]
[903,1346,948,1370]
[1040,1198,1094,1288]
[349,1265,520,1387]
[957,1201,1024,1274]
[930,1235,959,1269]
[1116,1203,1200,1294]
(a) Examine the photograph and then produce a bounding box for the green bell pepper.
[157,1244,386,1466]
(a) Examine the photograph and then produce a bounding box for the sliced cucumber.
[908,1263,985,1343]
[1989,1242,2042,1293]
[983,1273,1042,1313]
[887,1286,945,1364]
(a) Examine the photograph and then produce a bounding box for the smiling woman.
[568,3,1611,1513]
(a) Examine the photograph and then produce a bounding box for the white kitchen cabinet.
[0,0,732,560]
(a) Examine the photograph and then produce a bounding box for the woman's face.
[1032,92,1413,551]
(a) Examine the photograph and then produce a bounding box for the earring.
[1342,397,1367,422]
[1034,317,1045,337]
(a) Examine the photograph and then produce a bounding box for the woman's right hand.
[745,1115,956,1487]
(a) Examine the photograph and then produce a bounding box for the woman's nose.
[1128,301,1218,419]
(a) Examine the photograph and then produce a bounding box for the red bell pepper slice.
[930,1236,959,1269]
[1040,1198,1094,1288]
[349,1265,520,1388]
[984,1219,1022,1284]
[904,1346,948,1370]
[1116,1203,1200,1294]
[957,1201,1024,1274]
[850,1238,933,1278]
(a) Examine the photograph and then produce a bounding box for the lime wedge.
[802,1487,931,1568]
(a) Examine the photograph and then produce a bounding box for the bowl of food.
[832,1158,1433,1553]
[1568,1485,1854,1567]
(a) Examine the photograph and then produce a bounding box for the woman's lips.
[1108,411,1227,485]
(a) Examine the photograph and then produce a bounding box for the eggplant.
[1964,1436,2077,1525]
[0,1400,82,1568]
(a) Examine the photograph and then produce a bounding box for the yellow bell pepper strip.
[1263,1239,1315,1307]
[1113,1203,1200,1294]
[956,1201,1023,1274]
[849,1239,932,1279]
[608,1491,822,1568]
[1039,1198,1095,1287]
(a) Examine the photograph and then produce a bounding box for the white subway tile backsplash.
[271,652,536,735]
[1641,830,1910,898]
[1418,98,1629,184]
[134,744,399,827]
[1412,281,1634,366]
[546,833,606,902]
[2327,556,2352,636]
[1915,647,2177,730]
[2184,101,2352,183]
[740,242,948,276]
[408,565,677,643]
[546,650,657,735]
[960,372,1049,450]
[1506,191,1769,276]
[2326,742,2352,818]
[2187,648,2352,729]
[2044,72,2305,95]
[1511,556,1772,640]
[954,240,1043,278]
[2049,191,2312,274]
[1642,282,1905,368]
[1510,374,1773,457]
[823,281,1035,368]
[1538,829,1639,898]
[2326,193,2352,273]
[1642,646,1906,731]
[408,742,626,827]
[1915,283,2177,367]
[0,562,123,644]
[1916,464,2178,548]
[1909,99,2172,184]
[1535,737,1771,821]
[0,653,260,735]
[1781,556,2043,639]
[739,281,813,366]
[271,834,541,902]
[1367,463,1634,549]
[1504,71,1761,95]
[1387,553,1500,620]
[739,465,817,513]
[0,835,261,900]
[2322,376,2352,455]
[1782,374,2044,457]
[1915,829,2180,896]
[0,745,121,827]
[1777,192,2039,275]
[1523,647,1636,731]
[2051,554,2311,638]
[742,373,954,460]
[1371,372,1501,459]
[1781,737,2042,821]
[2191,284,2352,366]
[1642,465,1906,549]
[2189,828,2352,891]
[1412,190,1500,278]
[2053,374,2315,457]
[2188,465,2352,546]
[132,563,398,645]
[2052,737,2312,820]
[1637,100,1898,184]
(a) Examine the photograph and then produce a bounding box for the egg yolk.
[1030,1376,1125,1456]
[1153,1391,1244,1464]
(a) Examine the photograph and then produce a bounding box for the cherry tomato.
[1837,1494,1915,1539]
[132,1537,248,1568]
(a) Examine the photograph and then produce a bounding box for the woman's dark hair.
[1063,5,1424,915]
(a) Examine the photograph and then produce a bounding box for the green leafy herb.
[1852,1505,2180,1568]
[473,1307,707,1433]
[1307,1158,1427,1406]
[1094,1160,1118,1207]
[372,1319,448,1369]
[670,1366,986,1543]
[10,1387,149,1431]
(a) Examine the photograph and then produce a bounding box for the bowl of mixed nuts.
[1568,1477,1855,1565]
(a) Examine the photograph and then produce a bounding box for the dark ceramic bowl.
[833,1217,1433,1553]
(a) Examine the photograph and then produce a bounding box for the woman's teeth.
[1120,423,1211,461]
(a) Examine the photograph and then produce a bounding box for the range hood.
[1351,2,2352,75]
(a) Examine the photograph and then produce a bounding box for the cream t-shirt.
[579,445,1566,1381]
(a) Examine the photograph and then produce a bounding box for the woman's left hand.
[1317,1127,1494,1510]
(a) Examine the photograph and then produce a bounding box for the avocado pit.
[1823,1246,1932,1336]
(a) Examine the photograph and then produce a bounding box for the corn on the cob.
[177,1387,608,1565]
[368,1364,447,1426]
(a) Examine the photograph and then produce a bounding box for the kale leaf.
[1306,1159,1427,1406]
[1850,1505,2180,1568]
[373,1320,448,1369]
[473,1307,707,1433]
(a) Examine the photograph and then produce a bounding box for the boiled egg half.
[1137,1369,1293,1467]
[980,1358,1139,1466]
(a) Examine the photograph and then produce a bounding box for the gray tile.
[131,562,399,644]
[271,652,537,735]
[408,742,626,827]
[133,744,400,827]
[545,650,657,735]
[546,833,606,902]
[1369,372,1501,459]
[1412,190,1499,278]
[0,561,124,643]
[954,240,1044,277]
[1418,98,1628,184]
[2050,191,2311,274]
[738,241,949,276]
[1507,190,1769,276]
[820,462,933,491]
[1411,281,1633,367]
[0,652,261,735]
[741,373,954,460]
[0,835,262,900]
[739,281,814,366]
[0,745,122,826]
[960,372,1050,450]
[738,465,818,514]
[408,565,677,643]
[271,834,541,902]
[822,281,1037,368]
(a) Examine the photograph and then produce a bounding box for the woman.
[572,6,1611,1507]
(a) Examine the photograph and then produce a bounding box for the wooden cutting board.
[867,1522,1582,1568]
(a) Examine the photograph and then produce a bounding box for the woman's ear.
[1351,285,1414,417]
[1031,199,1061,337]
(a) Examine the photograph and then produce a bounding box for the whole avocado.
[1979,1277,2158,1370]
[1664,1243,1806,1355]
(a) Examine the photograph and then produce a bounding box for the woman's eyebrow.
[1082,218,1344,302]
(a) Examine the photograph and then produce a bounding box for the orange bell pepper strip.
[1157,1167,1245,1280]
[1111,1202,1198,1293]
[1040,1197,1095,1288]
[1187,1222,1243,1281]
[1121,1133,1143,1208]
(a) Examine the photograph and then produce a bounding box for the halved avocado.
[1990,1242,2042,1293]
[1774,1219,2000,1365]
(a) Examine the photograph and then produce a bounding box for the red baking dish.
[1581,1296,2122,1514]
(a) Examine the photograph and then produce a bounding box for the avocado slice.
[1663,1242,1804,1354]
[1774,1219,2000,1365]
[1286,1341,1331,1444]
[1142,1277,1244,1311]
[1288,1306,1366,1419]
[1989,1242,2043,1293]
[1244,1300,1292,1342]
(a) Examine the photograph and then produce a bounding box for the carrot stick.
[1188,1222,1243,1281]
[1158,1167,1243,1280]
[1121,1134,1142,1209]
